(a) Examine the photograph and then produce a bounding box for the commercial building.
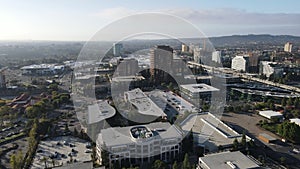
[258,110,284,122]
[124,88,167,119]
[113,43,123,56]
[115,58,139,76]
[150,45,174,80]
[181,112,248,152]
[259,61,283,78]
[96,122,183,166]
[193,46,201,63]
[180,84,219,104]
[212,51,221,64]
[284,42,293,52]
[231,55,250,72]
[197,151,260,169]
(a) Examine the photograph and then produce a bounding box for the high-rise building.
[259,61,283,78]
[231,55,250,72]
[193,47,201,63]
[284,42,293,52]
[0,69,6,88]
[212,51,221,63]
[181,44,189,53]
[113,43,123,56]
[150,45,173,80]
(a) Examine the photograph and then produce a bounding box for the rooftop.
[125,88,166,117]
[112,75,145,82]
[290,118,300,126]
[199,151,260,169]
[97,122,183,147]
[88,100,116,124]
[259,110,283,118]
[180,84,219,93]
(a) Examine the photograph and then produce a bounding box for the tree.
[241,131,247,149]
[172,161,179,169]
[152,160,166,169]
[183,153,190,169]
[10,154,17,169]
[232,138,239,151]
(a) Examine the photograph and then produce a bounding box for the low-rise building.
[21,64,65,75]
[96,122,183,166]
[197,151,261,169]
[180,83,219,105]
[290,118,300,126]
[258,110,284,122]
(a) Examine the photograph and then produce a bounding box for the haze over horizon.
[1,0,300,41]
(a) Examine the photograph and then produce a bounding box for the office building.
[115,58,139,76]
[231,55,250,72]
[284,42,292,52]
[96,122,183,166]
[150,45,173,80]
[113,43,123,56]
[259,61,283,78]
[258,110,284,122]
[193,47,201,63]
[212,51,221,63]
[180,84,219,104]
[197,151,260,169]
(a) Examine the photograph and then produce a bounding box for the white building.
[180,84,219,104]
[284,42,293,52]
[212,51,221,63]
[21,64,65,75]
[96,122,183,166]
[197,151,260,169]
[181,44,189,53]
[113,43,123,56]
[124,88,167,118]
[290,118,300,126]
[193,47,201,63]
[259,61,283,78]
[231,55,250,72]
[259,110,283,121]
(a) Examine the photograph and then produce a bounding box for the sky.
[1,0,300,41]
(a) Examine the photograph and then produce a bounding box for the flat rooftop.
[88,100,116,124]
[259,110,283,117]
[199,151,260,169]
[125,88,166,117]
[181,112,245,151]
[97,122,183,147]
[180,84,219,93]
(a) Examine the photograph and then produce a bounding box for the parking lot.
[31,136,91,169]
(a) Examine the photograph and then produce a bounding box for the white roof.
[88,100,116,124]
[259,110,282,118]
[199,151,260,169]
[290,118,300,126]
[180,83,219,93]
[125,88,166,117]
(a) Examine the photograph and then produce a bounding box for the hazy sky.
[1,0,300,41]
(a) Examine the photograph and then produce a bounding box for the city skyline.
[1,0,300,41]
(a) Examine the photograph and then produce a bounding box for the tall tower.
[284,42,292,52]
[113,43,123,56]
[150,45,173,80]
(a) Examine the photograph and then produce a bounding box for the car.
[69,143,75,147]
[85,149,92,153]
[37,149,43,153]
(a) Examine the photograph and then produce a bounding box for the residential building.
[113,43,123,56]
[284,42,292,52]
[231,55,250,72]
[197,151,260,169]
[96,122,183,166]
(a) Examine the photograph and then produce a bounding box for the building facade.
[0,69,6,88]
[96,122,183,167]
[212,51,221,64]
[231,55,250,72]
[284,42,292,52]
[259,61,283,78]
[113,43,123,56]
